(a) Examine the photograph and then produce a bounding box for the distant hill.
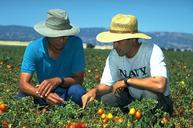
[0,25,40,41]
[0,25,193,49]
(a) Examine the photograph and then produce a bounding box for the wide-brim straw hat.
[34,9,79,37]
[96,14,151,43]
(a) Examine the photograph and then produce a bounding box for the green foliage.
[0,46,192,127]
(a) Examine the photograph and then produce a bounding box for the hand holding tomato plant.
[37,77,62,97]
[81,89,97,109]
[45,92,64,105]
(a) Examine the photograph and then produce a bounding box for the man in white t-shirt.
[82,14,173,115]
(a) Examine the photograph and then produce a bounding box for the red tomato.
[95,74,100,81]
[1,120,10,128]
[0,103,7,112]
[64,123,76,128]
[97,108,103,116]
[135,110,142,120]
[64,122,87,128]
[76,122,87,128]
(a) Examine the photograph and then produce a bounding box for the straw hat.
[96,14,151,43]
[34,9,79,37]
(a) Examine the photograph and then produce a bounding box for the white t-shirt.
[100,43,170,99]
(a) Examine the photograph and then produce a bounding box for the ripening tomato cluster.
[127,107,142,127]
[128,107,142,120]
[97,108,125,128]
[0,101,10,128]
[98,108,113,124]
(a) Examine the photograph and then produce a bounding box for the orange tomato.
[0,110,3,114]
[135,110,142,120]
[118,117,124,123]
[114,117,124,123]
[191,101,193,108]
[0,103,7,112]
[102,118,108,124]
[162,116,169,124]
[97,108,103,116]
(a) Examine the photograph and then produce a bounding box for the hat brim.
[96,31,151,43]
[34,21,80,37]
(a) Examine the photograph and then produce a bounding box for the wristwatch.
[124,77,130,86]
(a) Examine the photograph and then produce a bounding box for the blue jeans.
[16,84,86,107]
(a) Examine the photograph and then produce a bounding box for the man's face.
[113,39,135,56]
[48,36,68,50]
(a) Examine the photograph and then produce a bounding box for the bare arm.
[60,71,84,87]
[112,76,167,94]
[127,76,166,93]
[19,73,64,104]
[19,73,40,98]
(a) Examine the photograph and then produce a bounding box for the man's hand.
[81,89,97,109]
[45,92,64,105]
[37,77,62,98]
[112,80,127,94]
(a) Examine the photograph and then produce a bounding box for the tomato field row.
[0,45,192,128]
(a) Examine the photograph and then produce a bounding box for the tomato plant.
[0,46,192,127]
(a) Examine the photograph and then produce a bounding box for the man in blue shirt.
[16,9,86,106]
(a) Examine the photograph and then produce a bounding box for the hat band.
[46,22,72,30]
[110,29,137,34]
[45,17,72,30]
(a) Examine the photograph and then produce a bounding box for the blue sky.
[0,0,193,34]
